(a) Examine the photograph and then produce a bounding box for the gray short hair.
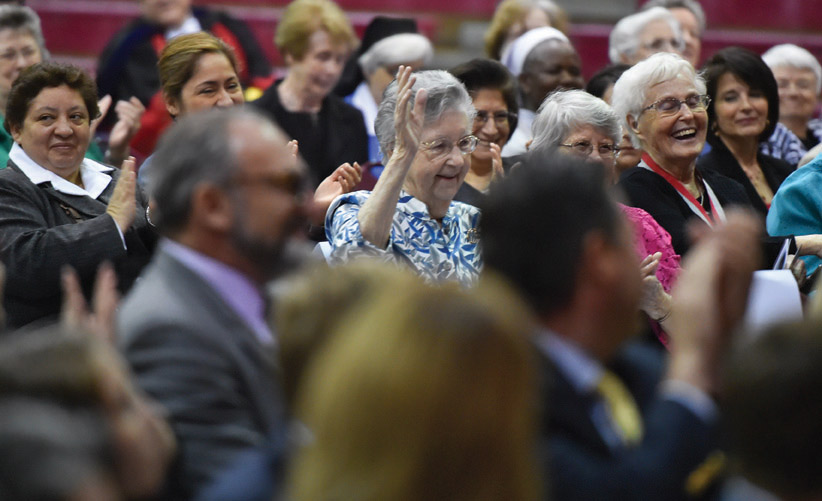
[642,0,706,35]
[148,108,277,235]
[0,5,49,59]
[762,44,822,94]
[358,33,433,76]
[609,7,681,64]
[529,89,621,155]
[611,52,705,148]
[374,70,475,157]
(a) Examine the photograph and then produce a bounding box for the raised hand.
[311,162,363,225]
[392,65,426,160]
[106,157,137,232]
[61,263,120,344]
[490,142,504,181]
[287,139,299,158]
[90,94,113,139]
[107,97,145,167]
[638,252,670,321]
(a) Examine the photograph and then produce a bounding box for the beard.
[229,207,310,282]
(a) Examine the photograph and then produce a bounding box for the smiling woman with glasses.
[449,58,519,207]
[529,88,681,345]
[613,52,758,257]
[325,68,482,286]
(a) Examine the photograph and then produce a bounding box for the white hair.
[530,89,621,155]
[609,6,682,64]
[641,0,706,35]
[375,70,475,157]
[762,44,822,94]
[610,52,705,148]
[358,33,433,76]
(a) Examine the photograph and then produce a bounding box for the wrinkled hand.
[107,97,145,167]
[106,157,137,232]
[392,65,426,159]
[311,162,363,225]
[638,252,669,319]
[61,263,120,344]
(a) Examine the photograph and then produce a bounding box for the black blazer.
[540,341,720,501]
[251,80,368,186]
[0,161,155,328]
[618,165,751,256]
[697,140,794,217]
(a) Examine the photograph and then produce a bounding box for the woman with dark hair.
[449,58,518,206]
[697,46,794,217]
[0,62,155,328]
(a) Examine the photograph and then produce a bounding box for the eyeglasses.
[230,170,310,198]
[640,94,711,117]
[474,110,517,128]
[641,37,685,53]
[559,140,619,158]
[420,134,479,160]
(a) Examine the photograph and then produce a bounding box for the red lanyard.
[642,153,718,226]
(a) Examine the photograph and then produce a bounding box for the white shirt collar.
[165,15,202,41]
[534,327,603,393]
[10,142,113,198]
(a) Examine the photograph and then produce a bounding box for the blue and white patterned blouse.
[760,121,822,166]
[325,190,482,286]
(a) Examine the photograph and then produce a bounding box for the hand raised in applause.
[392,65,426,160]
[107,97,145,167]
[311,162,363,225]
[106,157,137,232]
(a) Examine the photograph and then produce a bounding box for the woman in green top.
[0,5,143,168]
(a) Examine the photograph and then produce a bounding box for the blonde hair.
[287,276,541,501]
[275,0,358,61]
[275,261,418,406]
[484,0,569,60]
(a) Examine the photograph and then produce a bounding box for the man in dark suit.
[480,155,761,500]
[117,108,308,499]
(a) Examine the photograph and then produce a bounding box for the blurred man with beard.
[117,108,308,499]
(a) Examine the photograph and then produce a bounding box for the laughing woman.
[614,52,750,256]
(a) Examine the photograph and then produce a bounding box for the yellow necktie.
[596,370,644,446]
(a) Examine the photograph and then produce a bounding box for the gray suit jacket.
[117,247,285,500]
[0,161,155,328]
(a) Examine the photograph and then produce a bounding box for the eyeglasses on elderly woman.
[559,140,619,158]
[420,134,479,160]
[640,94,710,117]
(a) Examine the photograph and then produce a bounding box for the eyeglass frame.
[473,110,517,128]
[638,94,711,118]
[419,134,479,160]
[558,140,620,158]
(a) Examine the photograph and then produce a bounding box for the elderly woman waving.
[326,67,481,286]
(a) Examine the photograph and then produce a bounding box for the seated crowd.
[0,0,821,499]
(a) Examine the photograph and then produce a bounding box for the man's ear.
[190,183,232,233]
